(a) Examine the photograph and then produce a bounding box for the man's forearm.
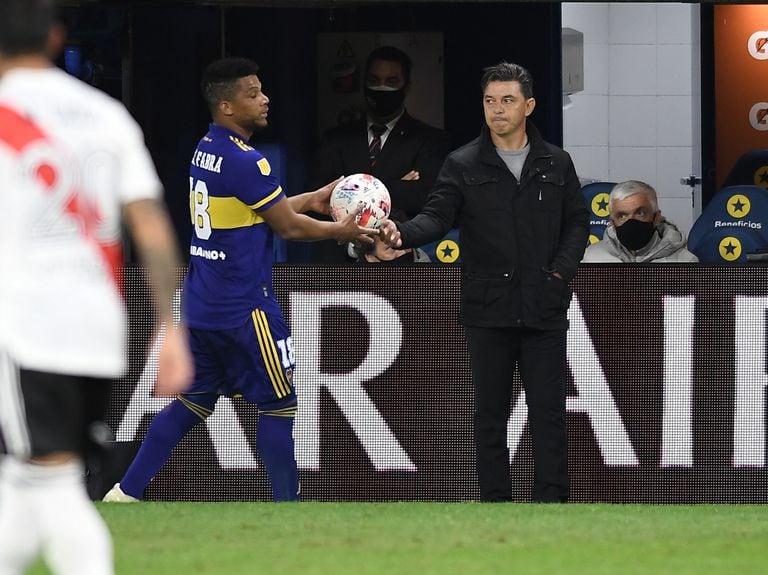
[288,193,308,214]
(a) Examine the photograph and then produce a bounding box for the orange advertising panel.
[714,5,768,190]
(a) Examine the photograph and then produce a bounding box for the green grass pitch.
[29,502,767,574]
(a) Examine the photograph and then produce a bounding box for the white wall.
[562,2,700,234]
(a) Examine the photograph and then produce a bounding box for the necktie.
[368,124,387,167]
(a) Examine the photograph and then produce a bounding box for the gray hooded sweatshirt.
[582,218,699,263]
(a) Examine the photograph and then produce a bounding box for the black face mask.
[364,86,406,119]
[615,218,657,251]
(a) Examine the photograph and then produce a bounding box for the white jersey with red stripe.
[0,67,162,377]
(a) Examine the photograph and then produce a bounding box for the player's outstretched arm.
[288,177,343,215]
[379,219,403,248]
[123,198,194,396]
[262,197,376,244]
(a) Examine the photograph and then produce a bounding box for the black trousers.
[465,325,569,502]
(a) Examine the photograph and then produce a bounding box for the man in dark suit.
[307,45,450,263]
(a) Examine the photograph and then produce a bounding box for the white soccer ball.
[330,173,391,229]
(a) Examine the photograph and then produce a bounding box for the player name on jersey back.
[191,149,223,173]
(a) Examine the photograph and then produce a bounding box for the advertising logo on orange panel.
[714,6,768,190]
[749,102,768,131]
[747,30,768,60]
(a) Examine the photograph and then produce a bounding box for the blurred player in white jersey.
[0,1,193,573]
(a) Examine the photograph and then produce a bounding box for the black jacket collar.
[477,120,551,170]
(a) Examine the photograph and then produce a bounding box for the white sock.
[0,458,43,575]
[1,458,113,575]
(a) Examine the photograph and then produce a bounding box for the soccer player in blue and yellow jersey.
[104,57,376,502]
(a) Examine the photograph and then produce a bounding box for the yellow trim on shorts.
[259,406,297,418]
[251,310,290,399]
[177,395,213,421]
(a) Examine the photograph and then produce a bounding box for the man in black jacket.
[307,45,450,263]
[380,62,589,502]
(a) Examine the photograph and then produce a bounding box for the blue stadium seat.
[687,185,768,263]
[581,181,616,245]
[722,149,768,190]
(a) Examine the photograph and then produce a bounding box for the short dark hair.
[0,0,55,56]
[366,45,412,85]
[480,61,534,99]
[201,57,261,113]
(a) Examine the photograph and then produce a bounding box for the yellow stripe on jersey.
[249,186,282,211]
[256,157,271,176]
[190,196,266,229]
[229,135,253,152]
[251,310,290,398]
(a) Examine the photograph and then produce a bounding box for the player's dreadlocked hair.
[201,57,261,113]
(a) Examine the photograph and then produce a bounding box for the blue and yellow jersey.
[182,124,285,329]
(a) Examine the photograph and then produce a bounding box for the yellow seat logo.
[591,193,610,217]
[726,194,751,218]
[718,237,742,261]
[436,239,460,263]
[754,165,768,189]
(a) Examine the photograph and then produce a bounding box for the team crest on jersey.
[257,157,272,176]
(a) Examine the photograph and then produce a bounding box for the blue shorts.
[187,309,296,410]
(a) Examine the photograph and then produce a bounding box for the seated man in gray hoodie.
[582,180,698,263]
